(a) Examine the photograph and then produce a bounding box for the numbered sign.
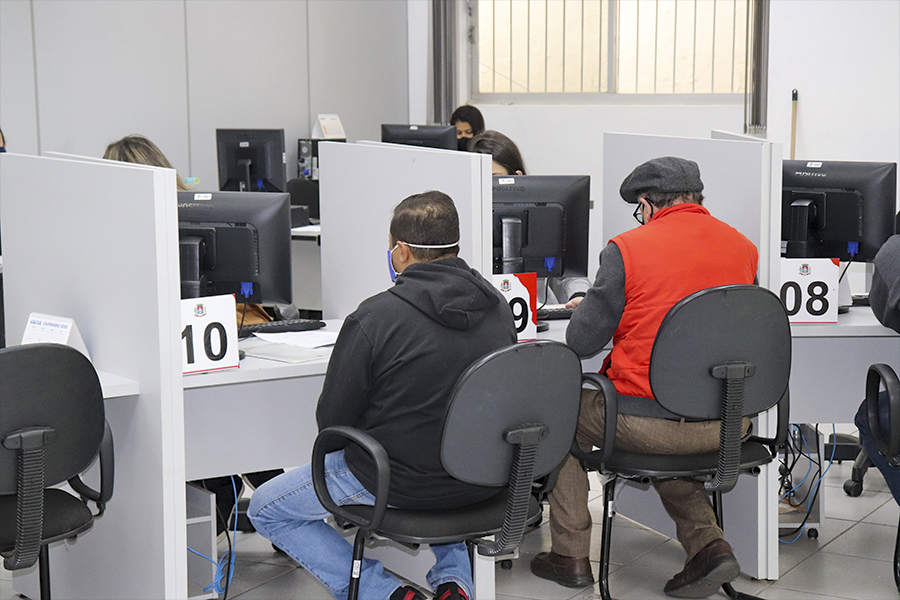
[181,294,240,374]
[779,258,839,323]
[492,273,537,341]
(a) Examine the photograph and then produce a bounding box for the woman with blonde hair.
[103,135,192,191]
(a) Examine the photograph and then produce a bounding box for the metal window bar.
[473,0,754,96]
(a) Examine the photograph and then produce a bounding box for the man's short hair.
[643,190,705,208]
[390,191,460,262]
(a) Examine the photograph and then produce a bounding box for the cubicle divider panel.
[710,130,784,292]
[603,133,772,285]
[318,141,492,321]
[601,134,778,580]
[0,154,186,598]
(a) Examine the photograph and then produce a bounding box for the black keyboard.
[536,305,575,320]
[239,318,326,338]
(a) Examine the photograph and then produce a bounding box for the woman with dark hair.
[468,130,526,176]
[469,130,590,306]
[450,104,485,151]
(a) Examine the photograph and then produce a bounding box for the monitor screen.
[381,124,457,150]
[782,160,897,262]
[216,129,287,193]
[491,175,591,278]
[177,191,292,305]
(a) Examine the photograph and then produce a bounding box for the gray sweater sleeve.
[870,234,900,334]
[566,243,626,358]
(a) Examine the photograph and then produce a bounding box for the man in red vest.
[531,157,758,598]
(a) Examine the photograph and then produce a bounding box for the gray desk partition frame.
[602,132,782,580]
[0,153,187,598]
[318,141,492,321]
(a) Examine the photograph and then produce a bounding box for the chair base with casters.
[312,340,583,600]
[569,285,791,600]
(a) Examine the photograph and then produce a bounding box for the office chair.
[0,343,114,600]
[286,177,320,221]
[312,340,582,600]
[569,285,791,600]
[858,363,900,593]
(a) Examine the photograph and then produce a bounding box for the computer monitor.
[216,129,287,193]
[177,191,292,305]
[381,124,457,150]
[491,175,591,278]
[781,160,897,262]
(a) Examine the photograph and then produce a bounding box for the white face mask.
[388,240,460,282]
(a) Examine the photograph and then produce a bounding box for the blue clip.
[240,282,254,299]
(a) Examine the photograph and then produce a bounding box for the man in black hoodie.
[249,191,517,600]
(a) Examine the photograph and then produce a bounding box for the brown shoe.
[664,539,740,598]
[530,551,594,588]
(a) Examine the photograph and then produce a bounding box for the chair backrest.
[286,177,320,220]
[441,340,582,486]
[649,284,791,420]
[0,344,105,494]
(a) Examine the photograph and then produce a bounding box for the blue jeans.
[247,450,474,600]
[855,392,900,502]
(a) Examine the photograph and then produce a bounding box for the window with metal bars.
[473,0,762,96]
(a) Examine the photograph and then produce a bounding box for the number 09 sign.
[181,294,240,374]
[492,273,538,341]
[779,258,839,323]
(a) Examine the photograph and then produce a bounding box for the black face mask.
[457,137,470,152]
[0,147,6,153]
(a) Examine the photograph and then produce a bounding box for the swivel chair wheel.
[843,479,863,497]
[500,559,513,570]
[807,528,819,539]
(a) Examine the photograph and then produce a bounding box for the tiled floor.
[2,459,899,600]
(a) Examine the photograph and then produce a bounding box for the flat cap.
[619,156,704,204]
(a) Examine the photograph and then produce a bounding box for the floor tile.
[777,516,855,575]
[230,567,331,599]
[216,559,299,599]
[861,496,900,526]
[567,539,685,600]
[494,548,596,600]
[822,484,891,522]
[820,521,895,562]
[770,552,897,600]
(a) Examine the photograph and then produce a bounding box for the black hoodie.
[316,257,517,509]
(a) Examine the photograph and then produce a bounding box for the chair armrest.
[569,372,617,466]
[69,420,115,515]
[866,364,900,461]
[312,426,390,531]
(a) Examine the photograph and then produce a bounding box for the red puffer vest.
[603,203,758,399]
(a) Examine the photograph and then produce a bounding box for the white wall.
[0,0,409,190]
[766,0,900,170]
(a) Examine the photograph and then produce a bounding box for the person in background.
[531,157,758,597]
[103,135,191,190]
[103,135,270,328]
[469,130,591,306]
[450,104,485,151]
[854,233,900,499]
[103,134,281,536]
[249,191,516,600]
[0,127,6,152]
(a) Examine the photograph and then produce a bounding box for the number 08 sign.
[181,294,240,374]
[779,258,839,323]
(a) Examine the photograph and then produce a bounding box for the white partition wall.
[0,154,186,598]
[603,132,779,289]
[318,142,492,320]
[602,133,779,580]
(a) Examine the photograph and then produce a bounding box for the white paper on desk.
[253,330,339,348]
[243,344,331,364]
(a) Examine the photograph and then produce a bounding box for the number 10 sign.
[779,258,839,323]
[181,294,240,374]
